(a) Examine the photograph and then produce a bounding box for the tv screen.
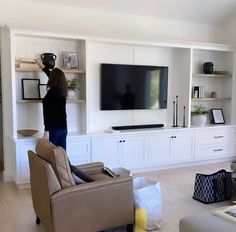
[100,63,168,110]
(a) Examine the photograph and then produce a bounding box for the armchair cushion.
[36,139,76,188]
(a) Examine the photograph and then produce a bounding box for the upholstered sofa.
[179,210,236,232]
[28,139,134,232]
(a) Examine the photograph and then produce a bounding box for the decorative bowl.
[17,129,38,137]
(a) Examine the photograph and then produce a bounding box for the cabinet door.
[147,134,170,165]
[121,136,146,169]
[67,138,91,165]
[16,141,36,184]
[170,132,194,162]
[92,137,121,168]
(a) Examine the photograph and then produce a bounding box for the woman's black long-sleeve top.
[42,67,67,131]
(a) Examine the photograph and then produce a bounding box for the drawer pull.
[214,136,224,138]
[214,149,223,152]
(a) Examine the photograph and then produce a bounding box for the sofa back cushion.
[36,139,76,188]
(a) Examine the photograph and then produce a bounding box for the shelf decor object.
[41,53,57,69]
[191,105,208,127]
[203,62,213,74]
[211,108,225,124]
[62,51,79,69]
[17,129,38,137]
[172,95,179,127]
[182,106,186,127]
[22,78,40,100]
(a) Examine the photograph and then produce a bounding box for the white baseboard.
[2,170,13,182]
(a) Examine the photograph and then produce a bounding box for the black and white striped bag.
[193,169,232,204]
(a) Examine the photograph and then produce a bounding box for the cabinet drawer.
[195,142,236,159]
[195,129,236,145]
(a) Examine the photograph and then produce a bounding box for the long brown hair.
[47,68,68,97]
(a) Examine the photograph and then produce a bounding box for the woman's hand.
[34,58,45,69]
[43,131,49,139]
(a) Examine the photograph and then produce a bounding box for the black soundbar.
[112,124,164,130]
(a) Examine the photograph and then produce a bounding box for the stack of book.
[16,58,39,69]
[193,86,205,98]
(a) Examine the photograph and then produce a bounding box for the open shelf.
[191,97,231,101]
[16,99,85,103]
[15,67,86,74]
[192,73,231,78]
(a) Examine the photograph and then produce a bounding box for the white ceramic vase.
[191,114,207,127]
[67,89,77,100]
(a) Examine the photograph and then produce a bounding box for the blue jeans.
[49,128,67,151]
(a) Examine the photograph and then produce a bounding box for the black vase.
[203,62,213,74]
[41,53,57,69]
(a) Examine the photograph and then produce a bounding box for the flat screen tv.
[100,63,168,110]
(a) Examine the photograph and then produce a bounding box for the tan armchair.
[28,139,134,232]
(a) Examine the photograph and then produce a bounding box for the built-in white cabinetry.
[1,25,236,186]
[195,127,236,160]
[147,130,194,166]
[93,129,195,171]
[170,131,194,162]
[13,136,91,185]
[66,138,91,165]
[15,140,35,184]
[92,135,146,168]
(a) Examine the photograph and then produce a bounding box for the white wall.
[0,0,225,44]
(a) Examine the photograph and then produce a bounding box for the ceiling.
[26,0,236,25]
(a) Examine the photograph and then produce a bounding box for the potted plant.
[67,77,80,100]
[191,104,208,126]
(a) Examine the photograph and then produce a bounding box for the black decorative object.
[182,106,186,127]
[172,95,179,127]
[41,53,57,69]
[211,108,225,124]
[203,62,213,74]
[172,101,176,127]
[175,95,179,127]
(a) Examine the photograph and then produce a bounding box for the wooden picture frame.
[62,51,79,69]
[39,84,47,99]
[211,108,225,124]
[22,79,40,100]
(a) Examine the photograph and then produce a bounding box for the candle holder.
[182,106,187,127]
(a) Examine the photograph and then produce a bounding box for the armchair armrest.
[50,176,134,232]
[75,162,104,175]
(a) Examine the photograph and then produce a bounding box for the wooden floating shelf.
[192,73,231,78]
[191,97,231,101]
[17,99,85,103]
[15,67,85,74]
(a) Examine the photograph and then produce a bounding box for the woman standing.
[35,59,93,182]
[35,59,68,150]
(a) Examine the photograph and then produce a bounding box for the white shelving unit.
[13,33,87,136]
[191,49,234,125]
[1,25,236,185]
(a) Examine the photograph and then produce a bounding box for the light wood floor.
[0,161,233,232]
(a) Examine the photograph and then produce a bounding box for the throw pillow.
[36,139,76,188]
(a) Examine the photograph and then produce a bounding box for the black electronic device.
[112,124,164,130]
[100,63,168,110]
